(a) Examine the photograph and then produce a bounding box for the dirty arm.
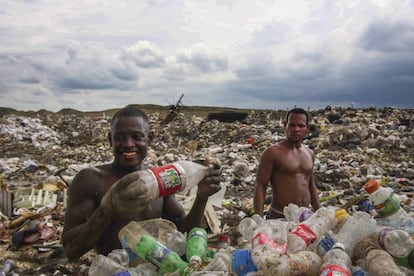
[254,149,274,217]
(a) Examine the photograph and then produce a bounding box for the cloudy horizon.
[1,0,413,112]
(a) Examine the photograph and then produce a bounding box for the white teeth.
[123,152,136,156]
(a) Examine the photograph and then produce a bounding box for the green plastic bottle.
[185,227,208,269]
[135,234,189,274]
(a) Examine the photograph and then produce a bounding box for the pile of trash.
[0,106,413,275]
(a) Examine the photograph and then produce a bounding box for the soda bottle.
[319,242,352,276]
[287,207,336,253]
[283,203,314,223]
[364,179,414,234]
[88,254,127,276]
[185,227,208,269]
[372,226,414,258]
[135,234,189,274]
[118,219,185,265]
[135,160,211,200]
[202,248,232,272]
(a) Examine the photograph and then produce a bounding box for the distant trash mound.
[207,111,249,123]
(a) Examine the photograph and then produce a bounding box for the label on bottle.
[299,210,313,222]
[374,193,400,217]
[377,227,394,249]
[291,224,317,247]
[319,264,351,276]
[150,164,185,197]
[143,242,171,267]
[252,232,287,255]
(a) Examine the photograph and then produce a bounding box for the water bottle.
[364,179,414,233]
[363,247,405,276]
[88,254,127,276]
[135,234,189,274]
[257,250,322,275]
[333,208,349,233]
[287,207,336,253]
[372,226,414,258]
[185,227,208,269]
[283,203,314,223]
[202,248,232,272]
[237,214,264,245]
[334,211,377,256]
[319,242,352,276]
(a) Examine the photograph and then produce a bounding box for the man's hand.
[100,171,150,220]
[197,157,222,199]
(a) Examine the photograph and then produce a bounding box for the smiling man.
[253,108,321,219]
[62,106,221,260]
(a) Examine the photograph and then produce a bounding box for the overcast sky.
[1,0,413,112]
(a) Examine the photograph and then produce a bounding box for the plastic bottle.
[283,203,314,223]
[88,254,127,276]
[287,207,336,254]
[364,179,414,233]
[185,227,208,269]
[259,250,322,275]
[0,260,13,276]
[372,225,414,258]
[319,242,352,276]
[136,160,210,200]
[118,219,185,265]
[202,248,232,272]
[135,234,189,274]
[363,247,405,276]
[231,249,257,276]
[237,214,264,244]
[250,220,288,267]
[333,208,349,233]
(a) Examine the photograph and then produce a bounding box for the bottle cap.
[364,179,379,194]
[332,242,346,251]
[335,208,349,221]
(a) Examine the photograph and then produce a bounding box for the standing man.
[62,106,221,260]
[254,108,320,219]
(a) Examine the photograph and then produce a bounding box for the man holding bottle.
[62,106,222,260]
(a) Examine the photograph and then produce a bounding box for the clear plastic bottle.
[202,248,232,272]
[283,203,314,223]
[250,220,288,268]
[334,211,377,256]
[258,250,322,276]
[88,254,127,276]
[137,160,210,199]
[185,227,208,269]
[319,242,352,276]
[118,219,185,265]
[0,260,13,276]
[237,215,264,243]
[287,207,336,254]
[364,179,414,234]
[372,225,414,258]
[363,247,405,276]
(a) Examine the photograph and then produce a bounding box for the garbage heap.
[0,106,413,275]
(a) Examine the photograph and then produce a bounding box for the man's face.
[285,113,309,142]
[109,116,150,171]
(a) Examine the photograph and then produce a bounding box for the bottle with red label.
[287,207,336,254]
[319,242,351,276]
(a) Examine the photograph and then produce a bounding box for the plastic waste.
[134,234,189,274]
[231,249,257,276]
[185,227,208,269]
[0,260,13,276]
[88,254,127,276]
[287,207,336,253]
[283,203,314,223]
[202,248,232,272]
[364,179,414,234]
[118,219,186,265]
[372,226,414,258]
[363,247,405,276]
[319,242,352,276]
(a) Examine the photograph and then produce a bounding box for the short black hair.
[285,108,310,125]
[111,106,149,127]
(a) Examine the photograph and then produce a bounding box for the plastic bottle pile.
[87,178,414,276]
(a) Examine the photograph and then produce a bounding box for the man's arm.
[308,150,321,210]
[254,148,274,216]
[62,169,109,260]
